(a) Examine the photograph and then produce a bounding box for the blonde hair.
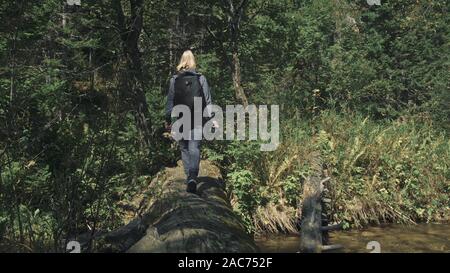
[176,50,196,71]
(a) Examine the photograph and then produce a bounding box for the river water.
[255,223,450,253]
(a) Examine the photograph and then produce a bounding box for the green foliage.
[218,110,449,233]
[227,169,259,233]
[0,0,448,251]
[313,110,448,225]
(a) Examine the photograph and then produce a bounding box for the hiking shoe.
[186,179,197,194]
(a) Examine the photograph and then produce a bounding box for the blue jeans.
[178,128,202,181]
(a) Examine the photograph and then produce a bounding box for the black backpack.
[173,71,206,126]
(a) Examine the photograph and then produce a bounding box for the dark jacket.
[165,69,213,123]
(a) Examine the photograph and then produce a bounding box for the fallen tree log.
[94,160,258,253]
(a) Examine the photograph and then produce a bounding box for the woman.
[165,50,218,194]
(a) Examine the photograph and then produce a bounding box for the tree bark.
[300,157,324,253]
[231,52,248,107]
[300,176,323,252]
[91,160,258,253]
[299,157,342,252]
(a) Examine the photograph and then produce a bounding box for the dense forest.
[0,0,449,252]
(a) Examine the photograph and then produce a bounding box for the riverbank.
[209,110,449,234]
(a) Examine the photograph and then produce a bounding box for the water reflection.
[255,224,450,253]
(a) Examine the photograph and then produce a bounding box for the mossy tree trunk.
[94,161,258,253]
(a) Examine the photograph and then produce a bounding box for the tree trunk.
[114,0,152,147]
[300,175,323,253]
[91,160,258,253]
[299,155,342,253]
[227,0,249,106]
[231,52,248,107]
